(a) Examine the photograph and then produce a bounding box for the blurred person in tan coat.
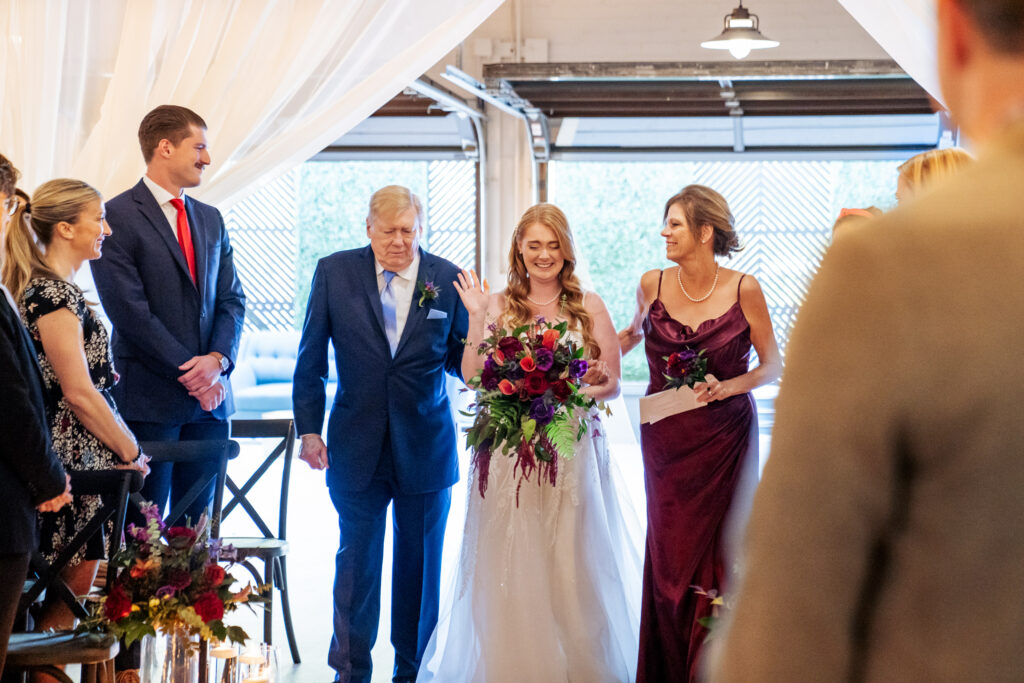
[708,1,1024,681]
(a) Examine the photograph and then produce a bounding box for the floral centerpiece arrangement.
[79,503,257,648]
[463,318,604,499]
[663,347,708,390]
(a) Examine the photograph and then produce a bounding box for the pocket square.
[426,308,448,320]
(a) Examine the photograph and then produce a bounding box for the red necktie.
[169,197,197,283]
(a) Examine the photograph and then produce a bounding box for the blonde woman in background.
[2,179,148,641]
[896,147,973,204]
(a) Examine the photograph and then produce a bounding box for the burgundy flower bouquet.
[663,347,708,390]
[464,318,601,498]
[78,503,257,647]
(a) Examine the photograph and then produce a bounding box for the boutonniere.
[417,280,441,307]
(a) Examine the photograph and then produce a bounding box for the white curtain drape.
[0,0,503,207]
[838,0,941,102]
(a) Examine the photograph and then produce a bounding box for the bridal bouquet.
[464,318,599,499]
[663,347,708,390]
[78,503,257,647]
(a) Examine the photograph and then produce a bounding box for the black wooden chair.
[133,439,239,537]
[221,419,300,663]
[7,468,144,683]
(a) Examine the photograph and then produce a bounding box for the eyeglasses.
[3,196,19,217]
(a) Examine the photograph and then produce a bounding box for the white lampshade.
[700,3,779,60]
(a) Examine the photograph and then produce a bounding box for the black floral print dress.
[20,277,125,565]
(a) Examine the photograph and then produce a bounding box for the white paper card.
[639,386,704,424]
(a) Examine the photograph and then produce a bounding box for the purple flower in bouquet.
[139,502,164,527]
[534,347,554,372]
[663,347,708,390]
[568,358,589,379]
[529,397,555,425]
[480,362,499,391]
[126,524,148,543]
[666,348,696,372]
[155,585,177,600]
[497,336,524,358]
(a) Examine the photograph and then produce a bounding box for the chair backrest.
[134,439,240,538]
[223,419,296,542]
[22,469,145,621]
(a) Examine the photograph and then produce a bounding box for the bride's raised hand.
[453,269,490,319]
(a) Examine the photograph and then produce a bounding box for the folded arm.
[580,292,621,402]
[36,309,141,465]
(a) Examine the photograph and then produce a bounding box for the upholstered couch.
[231,330,337,420]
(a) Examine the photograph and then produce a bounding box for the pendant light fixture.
[700,1,780,60]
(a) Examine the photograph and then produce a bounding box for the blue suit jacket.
[292,246,468,494]
[92,179,246,424]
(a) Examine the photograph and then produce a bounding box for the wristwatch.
[216,354,230,374]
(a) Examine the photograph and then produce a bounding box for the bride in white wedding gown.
[418,204,642,683]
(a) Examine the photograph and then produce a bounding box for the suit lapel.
[394,251,433,358]
[360,246,388,347]
[131,181,197,293]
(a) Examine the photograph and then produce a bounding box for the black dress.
[21,277,124,565]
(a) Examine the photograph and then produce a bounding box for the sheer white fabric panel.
[838,0,941,101]
[0,0,502,206]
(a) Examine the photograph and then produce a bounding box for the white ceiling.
[426,0,891,82]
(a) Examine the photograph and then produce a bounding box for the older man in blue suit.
[293,185,467,683]
[92,105,245,525]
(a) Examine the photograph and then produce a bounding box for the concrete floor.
[220,395,771,683]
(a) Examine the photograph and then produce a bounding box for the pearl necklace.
[526,290,563,306]
[677,263,719,303]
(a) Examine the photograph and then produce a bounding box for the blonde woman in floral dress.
[2,179,149,639]
[418,204,642,682]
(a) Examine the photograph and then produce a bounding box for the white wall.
[426,0,890,84]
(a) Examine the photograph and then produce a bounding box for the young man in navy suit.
[92,105,245,526]
[292,186,468,683]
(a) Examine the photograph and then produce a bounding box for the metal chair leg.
[262,561,273,646]
[275,557,301,663]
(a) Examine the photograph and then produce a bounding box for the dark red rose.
[166,526,197,547]
[167,568,192,590]
[551,379,571,402]
[192,591,224,623]
[104,583,133,621]
[204,564,226,587]
[497,336,523,357]
[523,371,549,396]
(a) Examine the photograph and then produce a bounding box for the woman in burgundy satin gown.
[620,185,781,682]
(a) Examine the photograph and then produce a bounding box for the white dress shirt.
[374,251,420,342]
[142,175,186,238]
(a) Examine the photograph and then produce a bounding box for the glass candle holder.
[238,643,279,683]
[208,641,239,683]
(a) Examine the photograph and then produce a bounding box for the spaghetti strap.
[736,273,746,313]
[657,270,664,299]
